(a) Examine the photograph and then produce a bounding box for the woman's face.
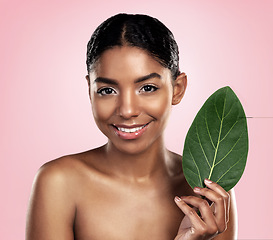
[87,46,184,154]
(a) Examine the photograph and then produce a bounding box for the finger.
[174,196,205,230]
[180,194,217,229]
[204,179,229,199]
[195,181,229,232]
[204,179,230,222]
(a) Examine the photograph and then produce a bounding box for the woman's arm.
[26,163,76,240]
[174,179,237,240]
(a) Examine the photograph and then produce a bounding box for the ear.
[86,75,90,88]
[172,72,187,105]
[85,75,91,99]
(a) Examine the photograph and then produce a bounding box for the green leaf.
[182,86,248,192]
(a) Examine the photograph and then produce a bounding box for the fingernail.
[194,187,201,192]
[174,196,182,202]
[204,178,212,184]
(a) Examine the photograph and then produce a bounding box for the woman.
[26,13,237,240]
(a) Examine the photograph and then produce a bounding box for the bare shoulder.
[167,150,183,175]
[26,146,105,240]
[35,145,105,184]
[167,150,196,197]
[30,145,108,207]
[36,155,79,181]
[33,157,80,193]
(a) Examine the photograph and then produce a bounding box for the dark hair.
[86,13,180,80]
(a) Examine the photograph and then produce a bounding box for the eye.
[97,87,117,96]
[140,85,159,93]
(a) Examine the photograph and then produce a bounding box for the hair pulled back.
[86,13,180,80]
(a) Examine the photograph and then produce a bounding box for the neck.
[103,139,171,182]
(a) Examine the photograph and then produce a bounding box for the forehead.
[91,46,171,79]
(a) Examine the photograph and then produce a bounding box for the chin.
[110,141,150,155]
[107,134,164,156]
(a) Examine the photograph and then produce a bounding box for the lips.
[112,122,150,140]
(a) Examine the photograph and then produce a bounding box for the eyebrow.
[94,77,118,85]
[93,72,162,85]
[135,72,162,83]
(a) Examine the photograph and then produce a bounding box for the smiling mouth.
[113,123,149,133]
[111,122,150,139]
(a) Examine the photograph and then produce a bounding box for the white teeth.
[117,126,144,133]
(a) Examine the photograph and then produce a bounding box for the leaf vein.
[188,146,203,187]
[220,120,239,142]
[195,123,212,169]
[184,167,199,176]
[205,110,216,149]
[215,155,243,184]
[215,132,243,166]
[214,102,221,121]
[208,90,227,179]
[223,100,237,120]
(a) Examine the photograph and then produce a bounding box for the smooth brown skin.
[26,46,237,240]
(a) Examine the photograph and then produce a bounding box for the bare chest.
[73,179,184,240]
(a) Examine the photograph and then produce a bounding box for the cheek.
[91,97,117,122]
[144,92,172,120]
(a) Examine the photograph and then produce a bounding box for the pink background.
[1,0,273,239]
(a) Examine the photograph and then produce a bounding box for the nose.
[117,90,140,119]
